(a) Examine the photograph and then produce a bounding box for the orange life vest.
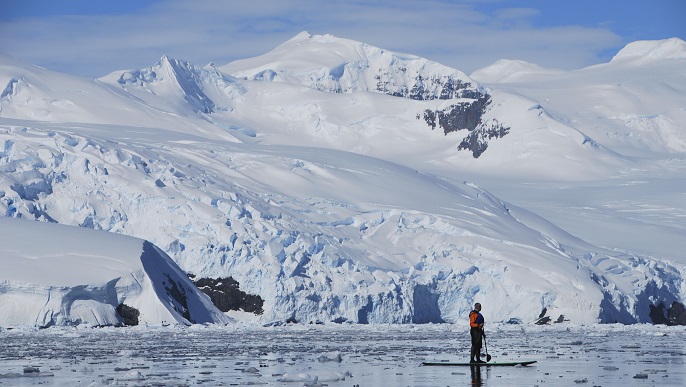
[469,310,482,328]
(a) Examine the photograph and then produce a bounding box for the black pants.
[470,328,482,358]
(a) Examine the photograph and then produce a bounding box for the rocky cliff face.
[423,95,510,157]
[190,275,264,315]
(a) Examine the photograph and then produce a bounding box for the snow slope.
[1,118,683,325]
[471,38,686,158]
[0,52,239,142]
[216,32,630,178]
[470,38,686,256]
[0,217,230,327]
[1,34,685,326]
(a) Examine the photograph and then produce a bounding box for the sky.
[0,0,684,78]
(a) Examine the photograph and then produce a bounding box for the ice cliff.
[0,217,231,327]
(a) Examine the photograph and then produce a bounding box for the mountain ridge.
[220,31,485,100]
[1,34,685,326]
[611,37,686,63]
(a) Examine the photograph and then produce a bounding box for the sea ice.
[0,323,683,386]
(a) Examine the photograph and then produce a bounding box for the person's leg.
[475,331,484,362]
[470,329,478,362]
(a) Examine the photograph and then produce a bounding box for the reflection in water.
[470,365,482,386]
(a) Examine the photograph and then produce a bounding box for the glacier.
[1,33,685,326]
[0,217,230,327]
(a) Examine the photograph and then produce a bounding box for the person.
[469,302,485,363]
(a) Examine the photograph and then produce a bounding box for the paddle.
[483,331,492,362]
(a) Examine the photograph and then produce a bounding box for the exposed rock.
[286,316,298,324]
[189,275,264,315]
[457,119,510,158]
[162,273,191,321]
[649,303,670,324]
[116,303,140,326]
[668,301,686,325]
[423,95,510,158]
[392,75,479,100]
[535,316,551,325]
[425,96,490,134]
[649,301,686,325]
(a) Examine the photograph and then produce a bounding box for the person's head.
[474,302,481,311]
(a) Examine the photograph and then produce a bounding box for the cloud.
[0,0,625,77]
[491,7,540,28]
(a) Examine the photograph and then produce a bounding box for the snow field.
[1,34,685,326]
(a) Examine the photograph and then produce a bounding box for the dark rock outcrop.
[384,74,480,100]
[650,301,686,325]
[538,308,547,319]
[423,95,510,158]
[116,303,140,326]
[668,301,686,325]
[162,273,191,321]
[457,119,510,158]
[535,316,551,325]
[189,275,264,315]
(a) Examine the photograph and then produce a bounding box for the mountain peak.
[108,55,229,114]
[611,37,686,63]
[157,55,184,77]
[289,30,313,41]
[220,32,484,101]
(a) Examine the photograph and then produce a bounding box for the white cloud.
[0,0,623,77]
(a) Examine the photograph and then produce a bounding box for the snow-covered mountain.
[1,33,685,326]
[471,38,686,158]
[222,31,485,100]
[0,217,230,327]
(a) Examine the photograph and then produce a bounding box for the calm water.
[1,324,684,386]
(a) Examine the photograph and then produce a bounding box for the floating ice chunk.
[278,370,351,383]
[317,351,343,362]
[317,370,352,381]
[278,373,318,382]
[117,370,145,381]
